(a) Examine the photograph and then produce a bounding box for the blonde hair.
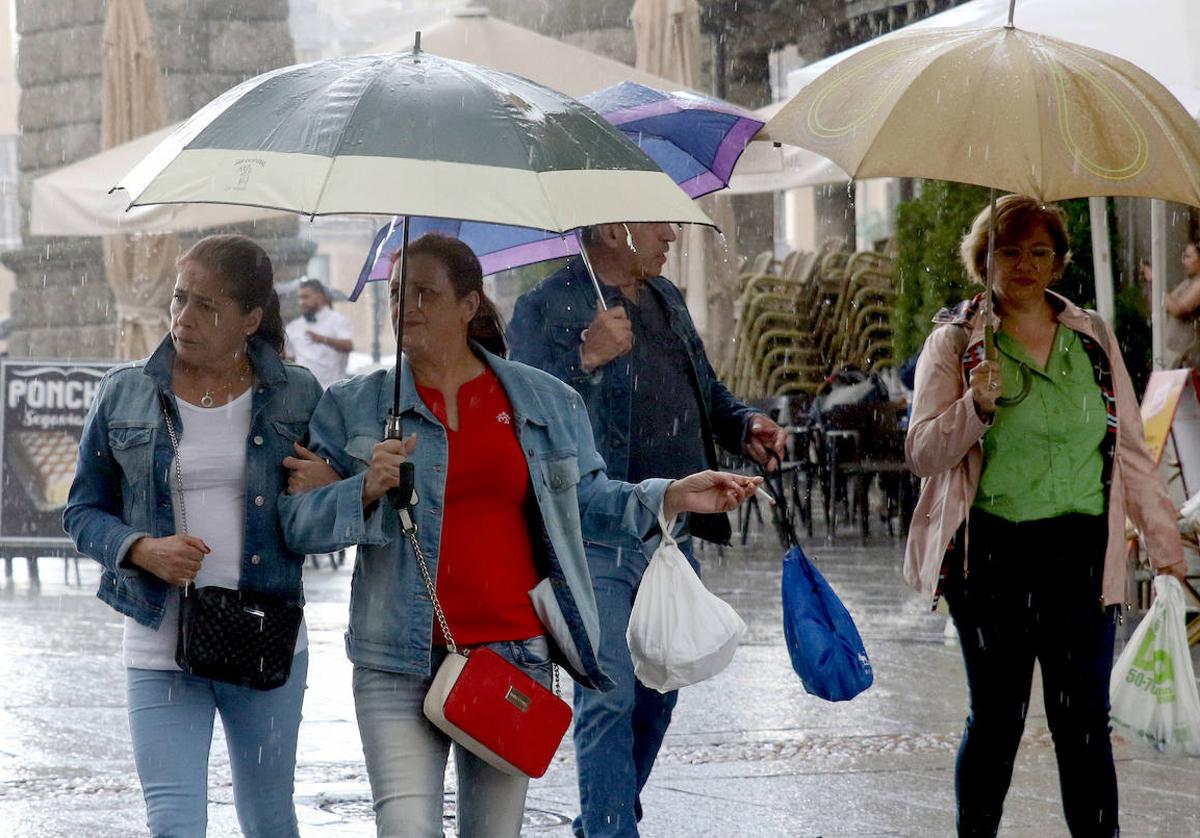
[959,194,1072,284]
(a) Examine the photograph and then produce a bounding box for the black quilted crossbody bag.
[162,399,302,691]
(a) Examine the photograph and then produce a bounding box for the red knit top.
[416,367,543,647]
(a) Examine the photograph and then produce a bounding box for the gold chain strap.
[161,407,189,536]
[400,521,559,696]
[403,527,458,654]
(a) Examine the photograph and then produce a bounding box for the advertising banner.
[0,360,113,547]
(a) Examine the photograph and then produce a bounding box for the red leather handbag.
[403,525,572,778]
[423,647,573,778]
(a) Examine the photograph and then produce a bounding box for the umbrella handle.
[385,410,419,514]
[756,451,798,548]
[574,230,608,312]
[995,363,1033,408]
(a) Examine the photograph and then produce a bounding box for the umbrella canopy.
[38,8,713,238]
[31,125,288,235]
[370,7,699,99]
[781,0,1200,122]
[580,82,764,198]
[764,25,1200,206]
[114,49,713,233]
[352,217,582,300]
[352,81,764,295]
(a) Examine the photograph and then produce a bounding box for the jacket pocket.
[538,455,582,535]
[543,317,590,354]
[539,456,580,493]
[272,420,308,445]
[107,426,154,475]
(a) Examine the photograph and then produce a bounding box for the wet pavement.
[2,515,1199,837]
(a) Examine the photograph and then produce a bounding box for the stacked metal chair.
[722,243,896,399]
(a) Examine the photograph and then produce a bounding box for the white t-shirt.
[285,305,353,389]
[123,389,308,670]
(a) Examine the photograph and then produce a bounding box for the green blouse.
[973,325,1107,522]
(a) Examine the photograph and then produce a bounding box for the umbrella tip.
[414,31,422,53]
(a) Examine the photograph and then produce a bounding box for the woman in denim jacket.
[279,233,758,838]
[64,235,322,838]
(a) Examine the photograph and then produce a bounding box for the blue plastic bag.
[781,543,873,701]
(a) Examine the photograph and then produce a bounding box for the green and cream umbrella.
[114,45,713,487]
[114,47,712,233]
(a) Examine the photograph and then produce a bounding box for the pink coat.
[903,292,1183,608]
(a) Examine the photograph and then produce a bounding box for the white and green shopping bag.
[1109,575,1200,756]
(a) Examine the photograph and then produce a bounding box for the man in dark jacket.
[509,221,785,838]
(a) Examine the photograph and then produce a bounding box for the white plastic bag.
[626,513,747,692]
[1109,575,1200,756]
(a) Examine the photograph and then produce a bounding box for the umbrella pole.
[386,215,417,517]
[984,187,998,361]
[574,230,609,312]
[985,187,1032,407]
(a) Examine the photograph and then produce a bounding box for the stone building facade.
[3,0,311,360]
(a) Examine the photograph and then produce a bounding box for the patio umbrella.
[113,44,713,489]
[31,124,288,235]
[100,0,177,360]
[349,82,765,299]
[763,6,1200,399]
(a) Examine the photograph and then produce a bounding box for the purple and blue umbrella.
[581,82,765,199]
[349,82,764,300]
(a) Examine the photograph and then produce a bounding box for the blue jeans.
[353,636,554,838]
[945,510,1119,837]
[572,540,696,838]
[126,650,308,838]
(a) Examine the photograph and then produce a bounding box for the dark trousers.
[944,509,1120,837]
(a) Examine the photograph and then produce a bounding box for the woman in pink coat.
[904,195,1187,837]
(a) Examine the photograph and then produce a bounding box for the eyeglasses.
[994,244,1057,264]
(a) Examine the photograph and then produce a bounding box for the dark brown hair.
[392,233,507,357]
[960,194,1072,284]
[177,234,285,353]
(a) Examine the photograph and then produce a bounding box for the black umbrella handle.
[757,450,798,548]
[385,410,418,520]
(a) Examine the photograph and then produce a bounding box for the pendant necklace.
[197,366,251,408]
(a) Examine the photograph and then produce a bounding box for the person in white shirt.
[285,279,354,388]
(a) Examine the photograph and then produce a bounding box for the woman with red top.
[281,233,760,838]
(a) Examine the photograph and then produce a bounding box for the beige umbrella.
[101,0,176,360]
[764,10,1200,389]
[632,0,740,358]
[763,24,1200,204]
[370,7,701,98]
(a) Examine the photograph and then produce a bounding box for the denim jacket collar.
[382,345,553,429]
[142,334,289,393]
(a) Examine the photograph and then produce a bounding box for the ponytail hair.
[402,233,508,357]
[177,234,286,354]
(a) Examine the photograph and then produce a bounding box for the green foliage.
[893,181,1097,357]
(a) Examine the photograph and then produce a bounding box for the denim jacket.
[63,336,323,628]
[508,257,759,543]
[278,349,672,690]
